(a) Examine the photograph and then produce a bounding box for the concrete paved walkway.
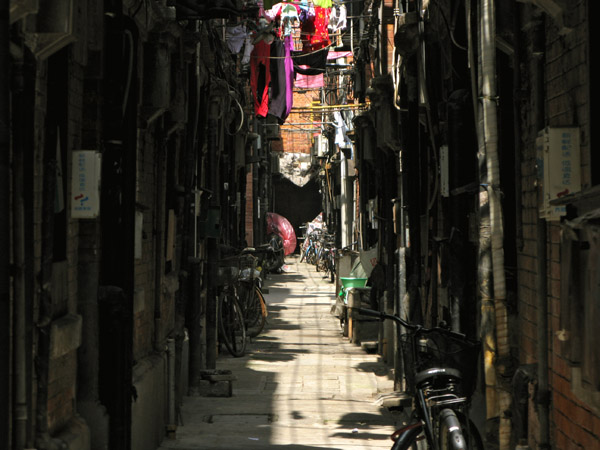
[158,256,402,449]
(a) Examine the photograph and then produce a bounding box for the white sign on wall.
[71,150,102,219]
[541,127,581,220]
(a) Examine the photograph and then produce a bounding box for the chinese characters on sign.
[71,150,102,219]
[541,127,581,220]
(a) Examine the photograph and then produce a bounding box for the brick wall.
[281,90,319,154]
[518,2,599,448]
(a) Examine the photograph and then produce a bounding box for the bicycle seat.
[415,367,462,386]
[242,245,272,255]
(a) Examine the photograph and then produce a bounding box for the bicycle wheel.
[328,259,335,283]
[438,409,467,450]
[219,292,246,357]
[246,285,267,337]
[306,247,317,265]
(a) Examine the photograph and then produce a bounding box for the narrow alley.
[3,2,598,449]
[158,256,402,450]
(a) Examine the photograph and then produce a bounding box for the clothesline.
[248,30,352,59]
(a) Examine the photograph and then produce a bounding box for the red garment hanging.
[301,6,330,53]
[250,41,271,117]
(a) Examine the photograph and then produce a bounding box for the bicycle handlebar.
[354,307,472,341]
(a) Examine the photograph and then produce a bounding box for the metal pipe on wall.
[479,0,511,447]
[473,0,499,432]
[532,12,550,448]
[0,0,11,443]
[11,55,29,450]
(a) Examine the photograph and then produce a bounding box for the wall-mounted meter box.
[539,127,581,221]
[71,150,102,219]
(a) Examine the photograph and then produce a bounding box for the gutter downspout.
[12,52,29,450]
[0,0,11,442]
[479,0,511,447]
[340,150,350,249]
[35,84,63,450]
[468,0,499,427]
[532,14,550,449]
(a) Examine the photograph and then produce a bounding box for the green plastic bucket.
[340,277,368,289]
[339,277,369,303]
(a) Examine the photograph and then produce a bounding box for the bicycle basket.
[400,329,481,397]
[216,257,241,286]
[238,254,258,281]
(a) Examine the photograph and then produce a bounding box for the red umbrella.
[266,212,297,256]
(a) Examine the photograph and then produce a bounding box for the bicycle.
[315,234,336,283]
[237,250,268,337]
[217,266,247,357]
[300,229,322,265]
[353,307,484,450]
[217,251,269,357]
[263,233,284,274]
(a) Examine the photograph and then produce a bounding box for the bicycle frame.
[354,308,482,450]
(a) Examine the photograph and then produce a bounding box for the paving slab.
[158,256,405,450]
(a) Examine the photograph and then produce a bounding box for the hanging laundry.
[328,5,347,33]
[280,3,300,36]
[242,34,254,65]
[250,40,271,117]
[225,25,249,54]
[301,6,331,53]
[294,49,346,89]
[295,72,324,89]
[252,17,276,44]
[313,0,332,7]
[284,35,294,118]
[268,39,287,122]
[265,2,300,37]
[333,111,352,148]
[292,47,329,75]
[298,1,314,23]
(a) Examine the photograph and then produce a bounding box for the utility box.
[538,127,581,221]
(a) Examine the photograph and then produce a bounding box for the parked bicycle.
[315,234,336,283]
[217,265,247,357]
[237,250,268,337]
[300,229,323,265]
[263,233,284,274]
[216,251,268,357]
[354,307,483,450]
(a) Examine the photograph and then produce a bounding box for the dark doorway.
[272,176,321,253]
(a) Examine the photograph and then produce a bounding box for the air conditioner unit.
[314,134,328,158]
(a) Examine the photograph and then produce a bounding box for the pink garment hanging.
[284,35,294,118]
[295,72,324,89]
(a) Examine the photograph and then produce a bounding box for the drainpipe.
[35,79,63,450]
[11,51,29,450]
[166,338,176,437]
[340,150,350,249]
[0,0,10,443]
[532,13,550,449]
[479,0,511,447]
[154,125,166,351]
[205,95,221,370]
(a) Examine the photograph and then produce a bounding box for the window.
[561,218,600,409]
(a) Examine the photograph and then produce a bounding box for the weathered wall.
[518,2,599,448]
